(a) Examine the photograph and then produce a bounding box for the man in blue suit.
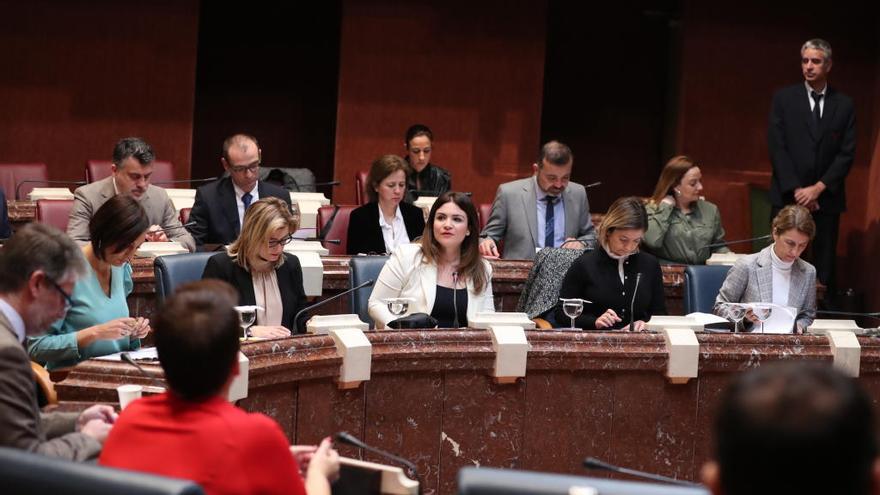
[187,134,292,247]
[768,38,855,296]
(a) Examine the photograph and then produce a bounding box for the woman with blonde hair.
[714,205,817,333]
[202,197,307,337]
[644,155,730,264]
[556,196,666,331]
[368,192,494,329]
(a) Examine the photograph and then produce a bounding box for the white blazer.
[368,243,495,329]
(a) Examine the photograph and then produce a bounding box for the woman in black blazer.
[202,197,307,337]
[556,197,667,331]
[347,155,426,255]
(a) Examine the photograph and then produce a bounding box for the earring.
[674,189,681,195]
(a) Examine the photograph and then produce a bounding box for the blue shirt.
[28,261,139,370]
[535,177,565,248]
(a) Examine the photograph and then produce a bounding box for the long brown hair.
[420,192,487,293]
[649,155,697,205]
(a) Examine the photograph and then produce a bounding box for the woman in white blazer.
[369,192,495,328]
[714,205,817,333]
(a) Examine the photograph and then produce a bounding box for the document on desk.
[726,303,797,334]
[93,347,159,361]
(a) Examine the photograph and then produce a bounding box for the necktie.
[811,91,824,122]
[242,192,253,211]
[543,196,558,248]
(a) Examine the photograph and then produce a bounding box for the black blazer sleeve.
[346,203,385,254]
[556,253,599,329]
[401,202,426,240]
[187,186,212,247]
[201,253,256,306]
[0,189,10,239]
[279,253,308,332]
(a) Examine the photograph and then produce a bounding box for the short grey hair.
[0,223,86,293]
[801,39,832,62]
[112,137,155,168]
[537,140,573,167]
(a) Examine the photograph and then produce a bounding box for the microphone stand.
[292,279,375,333]
[335,431,422,495]
[120,352,166,390]
[583,457,702,487]
[152,177,219,187]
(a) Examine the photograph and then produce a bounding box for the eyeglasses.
[46,277,74,311]
[229,161,261,174]
[267,235,294,248]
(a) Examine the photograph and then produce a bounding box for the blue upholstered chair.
[154,252,216,305]
[683,264,732,314]
[349,255,389,328]
[0,447,204,495]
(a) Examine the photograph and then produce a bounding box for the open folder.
[720,302,797,334]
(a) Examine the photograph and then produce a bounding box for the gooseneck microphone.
[703,234,772,251]
[292,279,375,333]
[629,273,642,331]
[158,221,196,234]
[335,431,421,493]
[120,352,166,390]
[301,237,342,245]
[452,271,460,328]
[584,181,602,189]
[151,177,219,187]
[583,457,701,487]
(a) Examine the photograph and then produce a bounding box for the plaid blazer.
[714,245,816,331]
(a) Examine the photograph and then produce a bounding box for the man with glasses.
[0,223,117,460]
[67,137,195,252]
[187,133,292,247]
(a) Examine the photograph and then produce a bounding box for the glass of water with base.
[384,298,414,318]
[752,303,773,334]
[724,303,746,333]
[559,298,589,331]
[234,305,260,339]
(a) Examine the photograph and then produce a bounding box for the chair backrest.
[317,204,357,255]
[478,203,493,232]
[86,160,175,184]
[0,163,49,199]
[683,264,733,314]
[154,252,216,305]
[35,199,74,232]
[355,170,369,205]
[0,446,204,495]
[349,255,389,328]
[179,207,192,225]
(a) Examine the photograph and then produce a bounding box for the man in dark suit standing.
[187,134,292,247]
[768,38,855,298]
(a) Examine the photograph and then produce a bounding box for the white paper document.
[724,303,797,334]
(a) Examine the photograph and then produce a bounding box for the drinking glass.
[384,298,413,318]
[724,303,746,333]
[559,298,588,331]
[234,306,258,339]
[752,303,773,334]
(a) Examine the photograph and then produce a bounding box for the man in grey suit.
[0,223,116,460]
[67,137,196,252]
[479,141,596,260]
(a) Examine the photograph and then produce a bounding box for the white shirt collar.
[378,205,404,228]
[233,181,259,200]
[0,297,26,343]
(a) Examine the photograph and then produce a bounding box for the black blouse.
[555,248,667,330]
[431,285,468,328]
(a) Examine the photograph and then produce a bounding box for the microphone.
[816,309,880,322]
[301,237,342,245]
[629,273,642,331]
[152,177,218,187]
[311,180,341,188]
[583,457,701,487]
[157,221,196,234]
[292,279,375,333]
[410,190,472,198]
[585,181,602,189]
[120,352,166,390]
[703,234,772,251]
[15,179,87,200]
[452,271,460,328]
[335,431,421,492]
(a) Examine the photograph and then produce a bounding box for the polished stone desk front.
[56,330,879,495]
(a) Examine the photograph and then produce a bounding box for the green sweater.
[644,200,730,265]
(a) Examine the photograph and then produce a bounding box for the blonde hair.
[772,205,816,240]
[228,197,298,271]
[649,155,697,205]
[597,196,648,249]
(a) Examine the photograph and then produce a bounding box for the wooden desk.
[56,330,880,495]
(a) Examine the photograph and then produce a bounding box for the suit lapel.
[819,88,838,137]
[562,184,577,237]
[234,263,257,305]
[796,85,820,142]
[755,249,773,302]
[99,176,115,201]
[420,262,438,314]
[219,179,241,237]
[788,261,806,308]
[521,179,538,247]
[277,259,292,326]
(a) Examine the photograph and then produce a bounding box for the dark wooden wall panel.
[677,0,879,295]
[333,0,547,206]
[0,0,200,181]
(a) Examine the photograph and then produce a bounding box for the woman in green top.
[28,195,152,370]
[643,156,730,265]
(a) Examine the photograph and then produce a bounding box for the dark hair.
[222,133,260,162]
[366,155,411,202]
[112,137,154,167]
[154,280,241,402]
[715,362,877,495]
[537,140,573,167]
[420,192,488,294]
[773,204,816,240]
[405,124,433,147]
[649,155,698,204]
[0,223,86,293]
[89,195,149,260]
